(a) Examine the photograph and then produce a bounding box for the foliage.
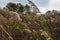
[17,4,24,12]
[0,2,60,40]
[6,2,17,11]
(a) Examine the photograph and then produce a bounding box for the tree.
[24,4,34,14]
[17,3,24,12]
[6,2,17,11]
[46,10,51,13]
[25,4,30,11]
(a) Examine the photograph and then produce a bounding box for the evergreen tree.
[6,2,17,11]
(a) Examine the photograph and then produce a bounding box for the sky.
[0,0,60,13]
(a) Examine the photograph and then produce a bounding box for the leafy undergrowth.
[0,9,60,40]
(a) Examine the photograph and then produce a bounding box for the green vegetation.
[0,2,60,40]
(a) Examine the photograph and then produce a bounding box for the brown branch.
[0,25,13,40]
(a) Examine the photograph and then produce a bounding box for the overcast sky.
[0,0,60,13]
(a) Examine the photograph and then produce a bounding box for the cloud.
[0,0,21,7]
[38,0,60,13]
[49,0,60,10]
[38,7,48,13]
[0,0,60,12]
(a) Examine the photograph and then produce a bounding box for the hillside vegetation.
[0,2,60,40]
